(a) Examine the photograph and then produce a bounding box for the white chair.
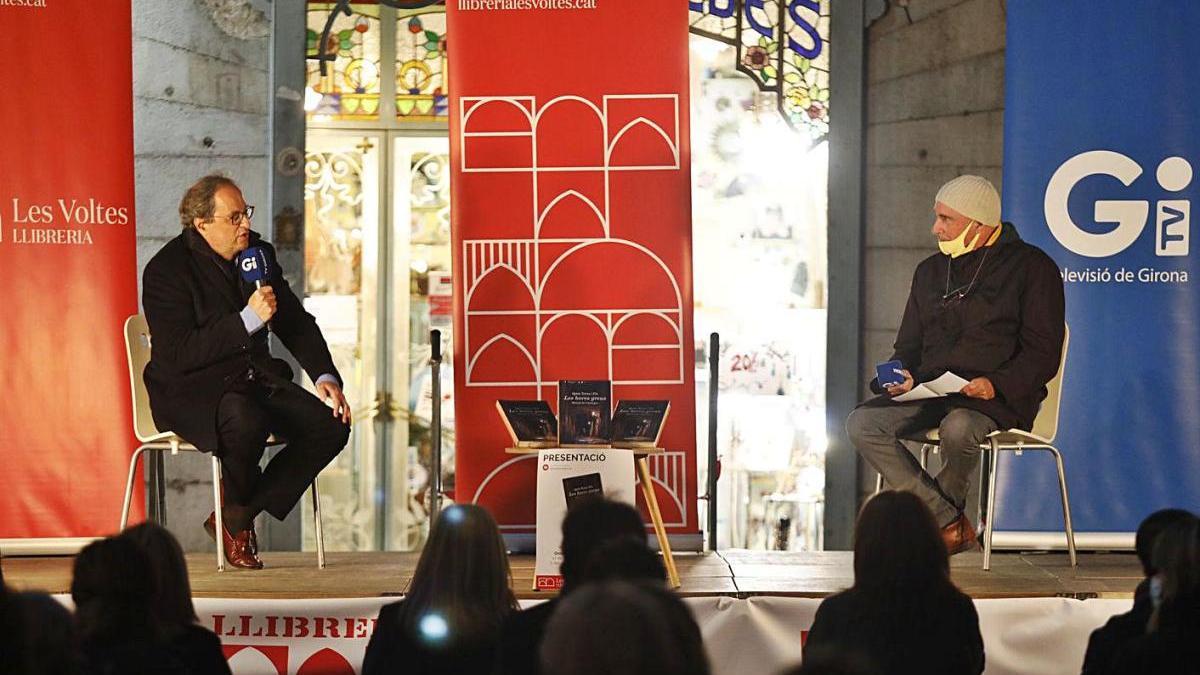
[119,314,326,571]
[874,325,1076,571]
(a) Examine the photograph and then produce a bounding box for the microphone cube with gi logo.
[236,246,270,283]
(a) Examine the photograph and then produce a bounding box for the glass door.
[387,135,452,550]
[302,132,386,550]
[302,131,451,551]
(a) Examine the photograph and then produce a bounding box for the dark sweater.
[804,587,985,675]
[495,599,558,675]
[167,624,231,675]
[362,599,505,675]
[1082,579,1153,675]
[863,222,1065,431]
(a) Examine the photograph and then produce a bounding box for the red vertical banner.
[448,0,698,538]
[0,2,139,538]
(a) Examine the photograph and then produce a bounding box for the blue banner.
[1000,1,1200,534]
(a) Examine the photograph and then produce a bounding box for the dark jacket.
[804,586,985,675]
[496,599,558,675]
[362,599,505,675]
[167,624,231,675]
[864,222,1065,431]
[1109,620,1200,674]
[142,229,339,450]
[1082,579,1153,675]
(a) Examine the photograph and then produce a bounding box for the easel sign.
[533,448,636,591]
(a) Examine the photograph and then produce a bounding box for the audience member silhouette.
[0,573,80,675]
[541,580,710,675]
[1082,508,1195,674]
[362,504,518,675]
[496,497,648,675]
[803,491,984,675]
[121,522,232,675]
[579,535,666,585]
[71,536,190,675]
[1110,516,1200,674]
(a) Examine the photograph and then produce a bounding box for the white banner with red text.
[48,595,1131,674]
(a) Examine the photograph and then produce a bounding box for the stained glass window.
[306,3,383,120]
[689,0,830,141]
[396,12,448,122]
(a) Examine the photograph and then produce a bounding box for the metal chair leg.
[977,445,991,531]
[312,481,326,569]
[1048,446,1078,568]
[154,450,168,527]
[119,446,150,530]
[211,456,225,572]
[982,439,1000,571]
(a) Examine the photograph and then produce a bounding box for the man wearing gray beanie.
[846,175,1065,554]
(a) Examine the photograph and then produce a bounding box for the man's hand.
[960,377,996,400]
[315,379,352,424]
[885,369,915,396]
[248,286,277,323]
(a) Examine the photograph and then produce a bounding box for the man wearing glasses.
[142,175,351,569]
[847,175,1065,554]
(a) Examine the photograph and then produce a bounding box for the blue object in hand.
[876,360,905,388]
[236,246,270,284]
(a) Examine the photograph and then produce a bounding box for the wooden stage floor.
[2,550,1142,601]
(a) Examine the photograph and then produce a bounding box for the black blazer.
[142,229,339,450]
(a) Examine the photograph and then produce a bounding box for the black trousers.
[215,371,350,520]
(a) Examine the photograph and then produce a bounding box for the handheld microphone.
[237,246,272,331]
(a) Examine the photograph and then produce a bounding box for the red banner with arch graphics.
[447,0,699,540]
[0,1,140,541]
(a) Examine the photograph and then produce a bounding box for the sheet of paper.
[924,371,971,395]
[890,371,970,403]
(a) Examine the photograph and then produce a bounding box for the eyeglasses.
[210,205,255,227]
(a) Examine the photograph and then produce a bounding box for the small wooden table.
[507,446,681,588]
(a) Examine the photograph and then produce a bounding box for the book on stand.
[610,400,670,448]
[557,380,612,445]
[495,399,558,448]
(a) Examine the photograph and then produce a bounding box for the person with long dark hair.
[71,536,189,675]
[121,523,231,675]
[1082,508,1195,674]
[803,491,984,675]
[1110,516,1200,673]
[361,504,518,675]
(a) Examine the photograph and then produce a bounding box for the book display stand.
[507,445,681,589]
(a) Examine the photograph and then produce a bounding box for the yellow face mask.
[938,221,983,258]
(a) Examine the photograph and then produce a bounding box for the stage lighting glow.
[419,613,449,643]
[442,505,465,525]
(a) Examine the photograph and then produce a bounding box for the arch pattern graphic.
[460,93,685,393]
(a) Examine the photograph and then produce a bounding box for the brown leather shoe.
[203,512,263,570]
[940,513,977,555]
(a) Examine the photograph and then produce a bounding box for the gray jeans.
[846,401,997,527]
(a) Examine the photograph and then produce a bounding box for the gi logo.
[1044,150,1192,258]
[240,255,259,274]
